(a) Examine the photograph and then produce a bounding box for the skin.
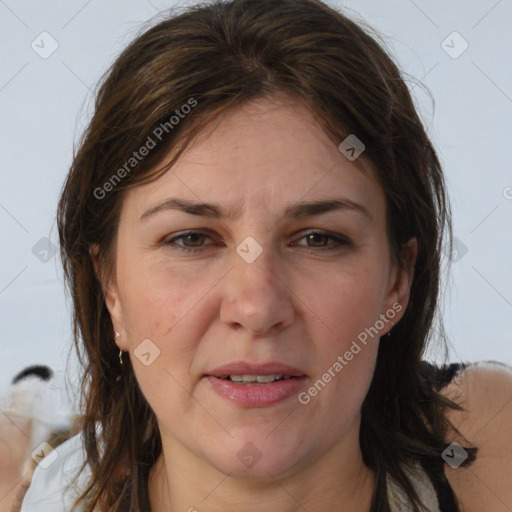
[443,363,512,512]
[103,92,418,511]
[0,413,31,512]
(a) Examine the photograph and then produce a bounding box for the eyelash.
[162,230,350,254]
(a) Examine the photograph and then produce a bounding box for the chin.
[206,437,304,481]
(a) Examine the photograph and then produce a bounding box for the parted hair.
[57,0,476,510]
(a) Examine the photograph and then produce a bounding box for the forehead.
[122,93,384,222]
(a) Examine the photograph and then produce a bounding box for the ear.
[89,244,128,350]
[380,237,418,334]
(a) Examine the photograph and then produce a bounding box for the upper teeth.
[224,374,291,383]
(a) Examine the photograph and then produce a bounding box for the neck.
[148,415,375,512]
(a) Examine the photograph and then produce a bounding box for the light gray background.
[1,0,511,419]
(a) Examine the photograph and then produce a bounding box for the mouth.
[204,361,308,407]
[206,361,306,379]
[214,374,299,384]
[205,373,307,408]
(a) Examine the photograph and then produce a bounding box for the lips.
[204,361,307,407]
[206,361,306,378]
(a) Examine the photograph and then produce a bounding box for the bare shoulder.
[440,361,512,512]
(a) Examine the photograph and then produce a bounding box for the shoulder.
[440,361,512,512]
[20,432,91,512]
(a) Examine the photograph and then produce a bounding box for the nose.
[220,244,294,336]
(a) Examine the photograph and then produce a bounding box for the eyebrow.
[140,197,372,222]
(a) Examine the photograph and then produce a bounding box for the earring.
[115,332,123,365]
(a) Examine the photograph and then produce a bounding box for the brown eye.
[295,230,350,251]
[180,233,208,247]
[305,232,329,247]
[164,231,213,253]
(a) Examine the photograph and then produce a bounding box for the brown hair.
[57,0,476,510]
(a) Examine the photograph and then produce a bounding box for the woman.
[20,0,512,511]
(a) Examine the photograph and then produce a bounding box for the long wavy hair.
[57,0,476,510]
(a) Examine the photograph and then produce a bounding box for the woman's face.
[105,93,416,479]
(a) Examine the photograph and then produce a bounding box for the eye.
[293,230,350,251]
[163,230,214,253]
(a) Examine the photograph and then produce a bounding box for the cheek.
[125,299,196,428]
[301,326,379,435]
[296,265,385,412]
[118,269,207,406]
[119,263,189,340]
[305,263,387,345]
